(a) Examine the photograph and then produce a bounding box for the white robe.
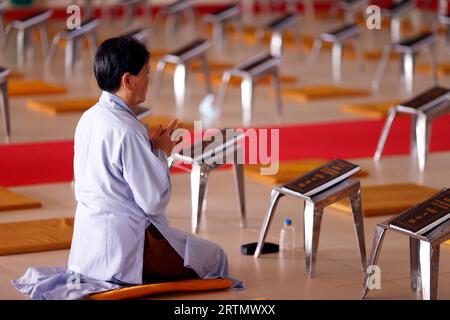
[12,91,242,299]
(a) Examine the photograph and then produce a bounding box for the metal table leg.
[241,76,254,125]
[190,163,209,233]
[403,51,414,94]
[349,189,367,271]
[234,162,247,228]
[270,32,283,58]
[173,63,187,108]
[0,80,10,143]
[152,60,167,98]
[200,55,213,94]
[303,201,324,278]
[272,69,283,122]
[331,42,343,82]
[410,237,422,293]
[254,189,284,257]
[307,38,322,67]
[374,108,398,161]
[419,240,440,300]
[362,225,387,298]
[415,112,429,171]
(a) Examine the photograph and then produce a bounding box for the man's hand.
[150,119,183,156]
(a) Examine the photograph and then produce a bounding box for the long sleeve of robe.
[11,91,243,300]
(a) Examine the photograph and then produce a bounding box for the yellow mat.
[140,115,195,132]
[340,100,401,119]
[330,184,438,217]
[0,218,74,256]
[26,98,98,116]
[204,73,298,87]
[9,80,67,97]
[151,59,234,74]
[90,278,233,300]
[281,86,369,102]
[0,187,42,212]
[417,63,450,77]
[245,159,368,185]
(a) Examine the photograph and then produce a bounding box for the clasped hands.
[149,119,183,157]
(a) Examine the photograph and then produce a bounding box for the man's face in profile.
[132,62,150,105]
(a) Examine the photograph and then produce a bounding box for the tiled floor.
[0,8,449,300]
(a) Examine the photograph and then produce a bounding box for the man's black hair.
[94,36,149,93]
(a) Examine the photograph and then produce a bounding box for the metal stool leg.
[74,39,82,65]
[307,38,322,68]
[293,24,305,58]
[26,30,35,61]
[173,63,187,108]
[410,238,422,293]
[65,39,75,71]
[391,17,401,43]
[39,24,49,57]
[254,189,284,257]
[0,81,10,143]
[352,36,365,72]
[200,55,213,94]
[88,33,98,60]
[345,10,355,24]
[151,60,167,98]
[331,42,343,82]
[3,23,12,50]
[415,113,429,171]
[270,32,283,58]
[403,51,414,94]
[374,108,398,161]
[428,43,438,85]
[303,201,324,278]
[190,164,209,233]
[241,76,254,126]
[410,114,418,158]
[234,162,247,228]
[372,45,391,90]
[272,69,283,121]
[212,22,224,50]
[349,190,367,271]
[186,7,197,33]
[361,225,387,298]
[46,35,60,66]
[419,241,440,300]
[213,71,232,114]
[17,29,26,66]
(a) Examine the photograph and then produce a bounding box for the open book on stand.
[281,159,360,197]
[389,188,450,235]
[175,129,244,163]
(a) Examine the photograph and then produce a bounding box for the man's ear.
[121,72,132,90]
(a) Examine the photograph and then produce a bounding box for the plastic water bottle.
[279,218,295,251]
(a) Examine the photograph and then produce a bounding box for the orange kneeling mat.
[330,184,438,217]
[27,98,98,116]
[8,80,67,97]
[417,63,450,77]
[202,73,298,86]
[0,218,74,256]
[90,278,233,300]
[281,86,369,102]
[0,187,42,212]
[340,100,401,119]
[245,159,368,185]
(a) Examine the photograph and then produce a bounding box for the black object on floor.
[241,242,279,255]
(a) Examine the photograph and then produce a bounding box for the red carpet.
[1,115,450,187]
